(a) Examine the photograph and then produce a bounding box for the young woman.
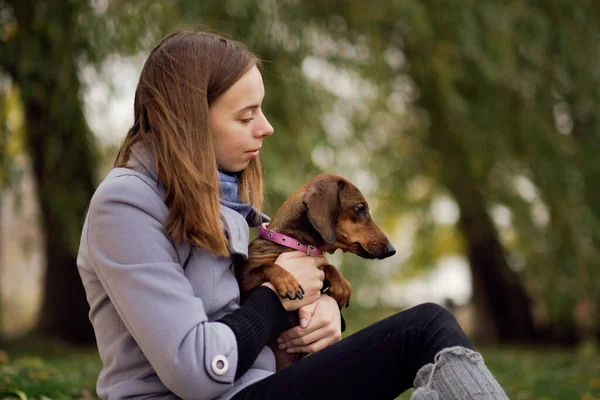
[77,29,508,400]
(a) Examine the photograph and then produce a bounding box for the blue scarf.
[218,171,268,227]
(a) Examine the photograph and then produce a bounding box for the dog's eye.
[355,204,367,216]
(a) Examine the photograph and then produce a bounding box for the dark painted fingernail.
[297,292,304,300]
[285,292,292,300]
[300,286,305,295]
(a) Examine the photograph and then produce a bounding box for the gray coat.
[77,145,275,400]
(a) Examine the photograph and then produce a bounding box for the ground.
[1,337,599,399]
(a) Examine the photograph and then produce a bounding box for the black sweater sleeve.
[218,286,290,379]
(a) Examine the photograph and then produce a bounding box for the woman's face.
[209,65,274,173]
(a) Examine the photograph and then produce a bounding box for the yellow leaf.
[28,370,49,381]
[589,377,600,389]
[15,357,44,368]
[0,388,28,400]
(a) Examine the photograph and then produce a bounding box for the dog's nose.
[384,242,396,258]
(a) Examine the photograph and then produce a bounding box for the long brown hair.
[115,29,264,256]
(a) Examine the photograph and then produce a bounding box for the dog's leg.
[323,264,352,308]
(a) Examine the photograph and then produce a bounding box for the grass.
[1,337,600,399]
[478,343,600,400]
[1,337,100,400]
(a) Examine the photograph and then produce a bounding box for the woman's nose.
[256,113,274,137]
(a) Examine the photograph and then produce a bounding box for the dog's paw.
[328,277,352,308]
[272,277,304,300]
[272,275,304,300]
[265,264,305,300]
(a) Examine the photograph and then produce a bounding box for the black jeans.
[231,302,472,400]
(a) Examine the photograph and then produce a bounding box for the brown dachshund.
[235,173,396,369]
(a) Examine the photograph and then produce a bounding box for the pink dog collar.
[258,223,323,256]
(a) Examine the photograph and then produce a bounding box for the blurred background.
[1,0,600,399]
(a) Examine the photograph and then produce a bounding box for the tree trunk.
[454,182,536,343]
[424,95,537,343]
[24,101,96,344]
[11,1,97,344]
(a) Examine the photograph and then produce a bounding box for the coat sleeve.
[84,173,239,400]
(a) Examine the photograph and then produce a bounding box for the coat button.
[211,355,229,375]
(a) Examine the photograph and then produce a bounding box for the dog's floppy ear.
[302,178,343,245]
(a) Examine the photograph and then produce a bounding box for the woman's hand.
[261,251,327,311]
[276,294,342,353]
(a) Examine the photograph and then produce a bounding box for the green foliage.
[3,0,600,341]
[0,81,23,188]
[272,1,600,332]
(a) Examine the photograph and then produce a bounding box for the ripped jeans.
[231,302,473,400]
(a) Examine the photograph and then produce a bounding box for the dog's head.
[301,173,395,259]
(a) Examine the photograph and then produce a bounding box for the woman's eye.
[240,117,255,124]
